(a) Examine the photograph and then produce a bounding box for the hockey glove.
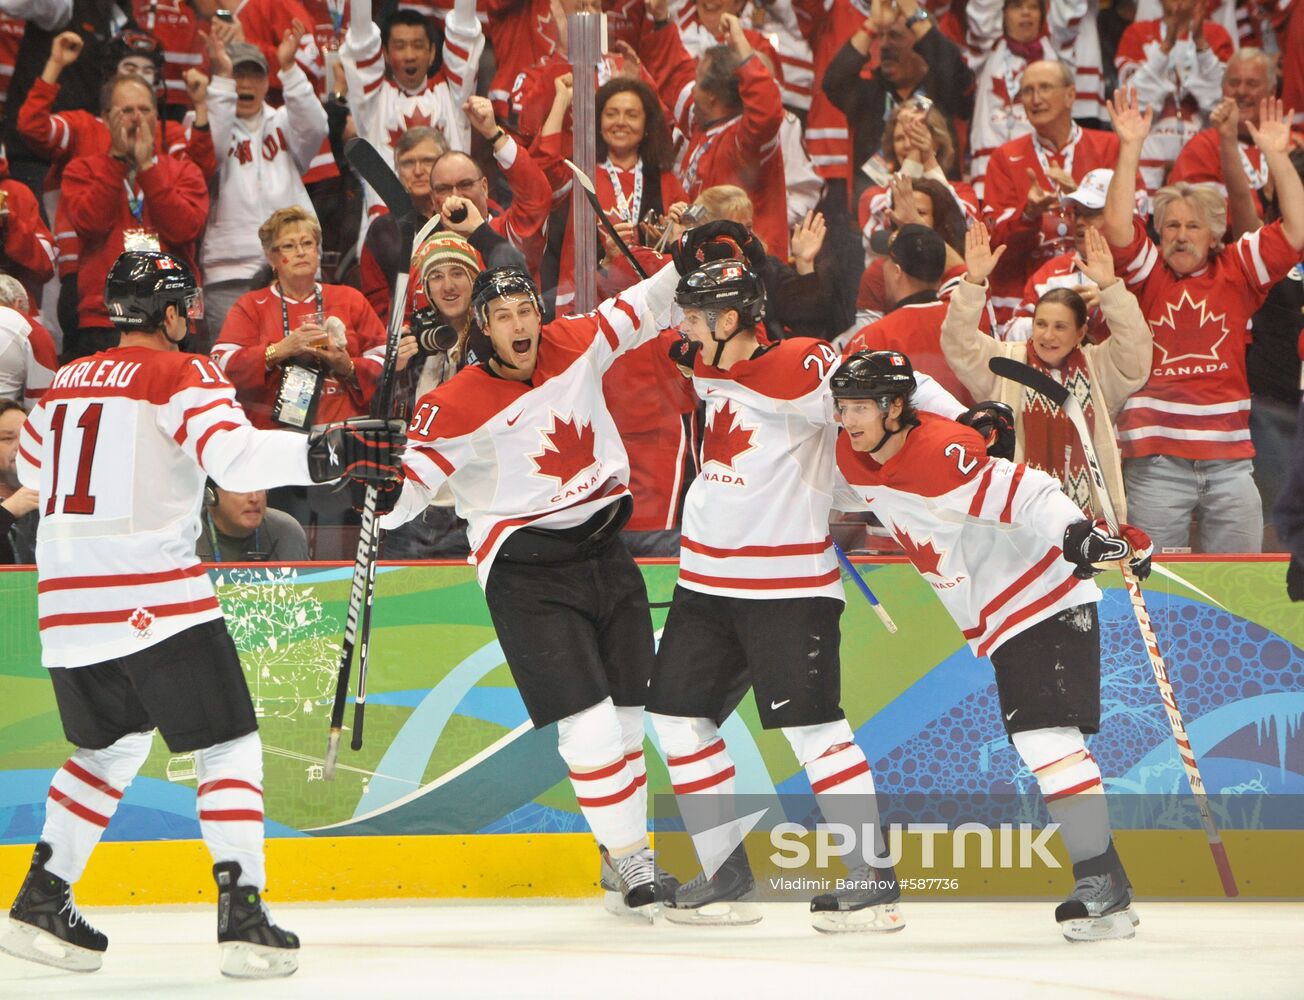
[307,417,407,484]
[1062,518,1153,580]
[672,220,765,274]
[957,401,1016,460]
[349,477,404,517]
[668,335,701,376]
[1288,556,1304,602]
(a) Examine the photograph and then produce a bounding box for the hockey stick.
[833,541,898,634]
[563,158,650,281]
[323,139,418,776]
[988,356,1239,897]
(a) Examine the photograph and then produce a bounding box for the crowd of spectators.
[0,0,1300,563]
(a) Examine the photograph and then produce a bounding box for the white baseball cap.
[1061,168,1114,211]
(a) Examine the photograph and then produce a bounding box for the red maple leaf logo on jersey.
[702,400,756,471]
[128,607,155,636]
[1150,289,1230,366]
[530,414,598,487]
[891,523,945,578]
[387,108,436,154]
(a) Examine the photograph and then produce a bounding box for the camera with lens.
[411,306,459,358]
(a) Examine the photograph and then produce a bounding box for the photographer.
[196,483,309,563]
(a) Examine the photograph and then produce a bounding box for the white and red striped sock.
[665,738,736,796]
[1014,727,1111,863]
[804,741,886,863]
[567,759,648,855]
[41,731,153,884]
[616,705,649,819]
[194,732,267,890]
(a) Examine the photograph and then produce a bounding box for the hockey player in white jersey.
[830,349,1152,941]
[0,251,405,977]
[645,255,967,933]
[377,225,751,918]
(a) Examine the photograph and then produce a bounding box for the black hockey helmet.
[108,28,166,85]
[471,266,541,327]
[105,250,202,337]
[831,350,917,401]
[674,259,766,330]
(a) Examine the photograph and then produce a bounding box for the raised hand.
[1106,87,1153,148]
[1246,97,1296,155]
[1076,225,1118,290]
[131,116,158,169]
[184,68,209,107]
[963,221,1007,285]
[48,30,83,68]
[278,18,307,72]
[552,72,574,108]
[720,13,752,57]
[1044,165,1077,194]
[211,15,244,47]
[790,211,826,272]
[902,113,937,167]
[463,95,498,138]
[441,195,484,234]
[611,40,642,79]
[204,30,234,77]
[888,173,922,225]
[1022,168,1058,220]
[1209,96,1238,142]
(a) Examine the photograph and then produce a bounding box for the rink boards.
[1,557,1301,904]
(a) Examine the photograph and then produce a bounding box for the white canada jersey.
[15,347,315,668]
[834,414,1100,657]
[681,342,967,601]
[380,264,679,586]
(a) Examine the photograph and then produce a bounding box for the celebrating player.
[0,251,405,978]
[377,226,748,918]
[830,349,1151,942]
[645,254,966,932]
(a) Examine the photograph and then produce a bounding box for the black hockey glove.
[307,417,406,484]
[1288,556,1304,602]
[668,335,701,375]
[1062,518,1153,580]
[349,477,403,517]
[957,400,1016,460]
[672,220,765,274]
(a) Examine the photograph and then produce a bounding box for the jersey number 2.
[944,442,978,475]
[46,403,103,516]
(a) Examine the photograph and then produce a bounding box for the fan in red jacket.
[640,12,788,258]
[59,77,209,360]
[1103,88,1304,554]
[0,157,55,309]
[130,0,207,116]
[982,60,1142,328]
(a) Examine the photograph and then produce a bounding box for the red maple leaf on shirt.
[891,522,944,578]
[1150,289,1231,366]
[387,108,436,155]
[530,414,598,488]
[128,607,155,634]
[702,400,756,471]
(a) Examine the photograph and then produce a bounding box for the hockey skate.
[1055,849,1138,942]
[810,863,906,935]
[663,845,762,926]
[214,862,300,978]
[0,841,107,972]
[599,846,677,921]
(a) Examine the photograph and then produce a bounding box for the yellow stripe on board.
[0,831,1299,906]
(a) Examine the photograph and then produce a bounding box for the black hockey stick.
[988,356,1239,897]
[563,158,649,281]
[323,139,418,776]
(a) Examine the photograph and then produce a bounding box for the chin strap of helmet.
[867,396,920,454]
[707,309,747,367]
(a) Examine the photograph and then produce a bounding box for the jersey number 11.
[45,402,104,516]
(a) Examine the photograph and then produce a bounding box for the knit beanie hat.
[414,232,484,288]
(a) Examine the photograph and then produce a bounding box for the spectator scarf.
[1005,35,1045,64]
[1019,346,1096,517]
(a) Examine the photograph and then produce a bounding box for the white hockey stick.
[988,356,1238,897]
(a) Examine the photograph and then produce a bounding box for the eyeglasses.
[273,238,319,256]
[432,177,482,196]
[397,155,441,173]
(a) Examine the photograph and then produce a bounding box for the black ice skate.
[0,841,107,972]
[1055,843,1139,942]
[598,846,665,921]
[599,845,677,921]
[214,862,300,978]
[664,844,762,926]
[810,863,906,934]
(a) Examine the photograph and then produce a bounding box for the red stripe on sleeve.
[173,398,237,446]
[194,421,243,467]
[1000,465,1027,523]
[967,464,995,518]
[597,313,620,351]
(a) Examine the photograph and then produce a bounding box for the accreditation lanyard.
[1032,122,1081,183]
[279,283,325,341]
[602,157,643,224]
[124,179,145,223]
[1238,143,1269,190]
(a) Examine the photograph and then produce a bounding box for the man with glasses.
[980,60,1144,330]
